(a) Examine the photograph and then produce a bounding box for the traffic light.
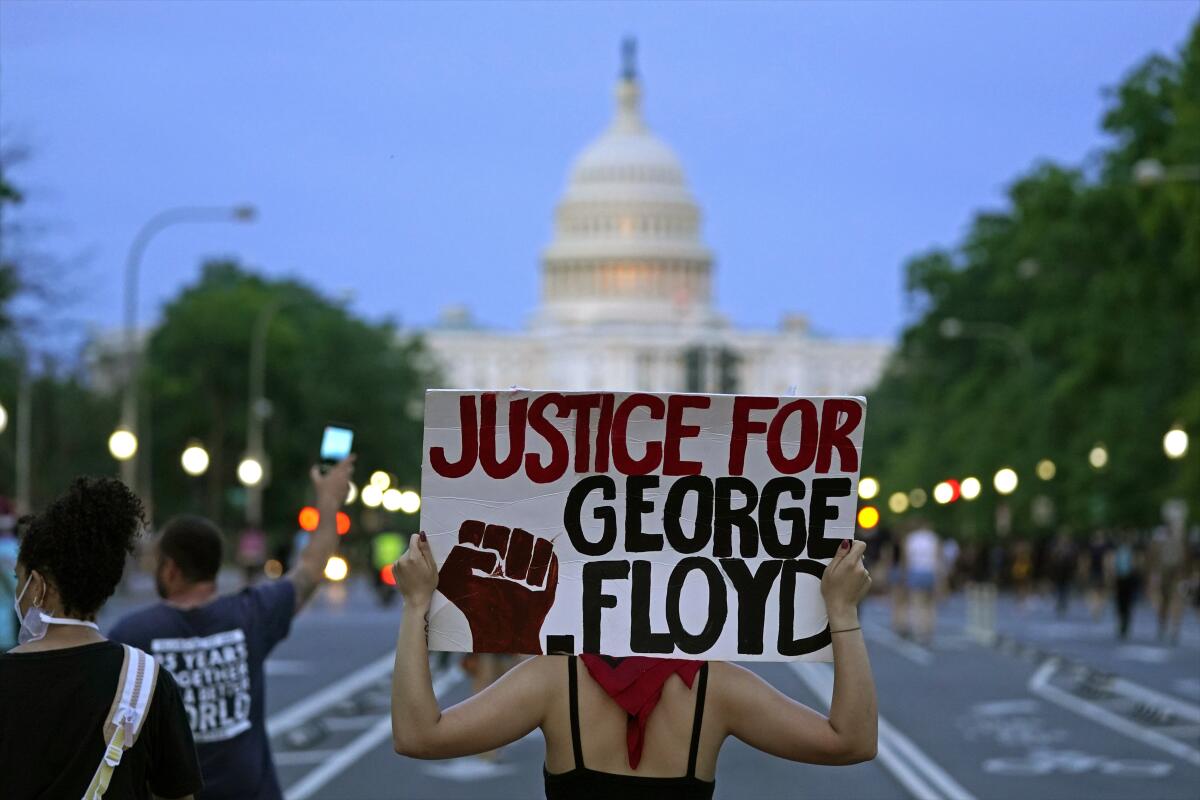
[297,507,351,535]
[298,506,319,532]
[857,505,880,530]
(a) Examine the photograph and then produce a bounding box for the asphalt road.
[100,579,1200,800]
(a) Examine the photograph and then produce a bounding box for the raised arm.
[287,456,354,612]
[390,533,550,759]
[718,538,877,765]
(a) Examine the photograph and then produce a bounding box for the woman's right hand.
[393,532,439,610]
[821,539,871,623]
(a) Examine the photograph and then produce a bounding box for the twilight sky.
[1,1,1194,350]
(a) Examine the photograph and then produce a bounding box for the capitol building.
[425,44,889,397]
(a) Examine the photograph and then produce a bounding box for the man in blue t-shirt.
[110,458,354,800]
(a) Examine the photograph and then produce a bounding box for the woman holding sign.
[390,533,876,798]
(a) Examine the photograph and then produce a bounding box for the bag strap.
[82,645,159,800]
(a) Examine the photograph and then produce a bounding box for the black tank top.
[543,656,716,800]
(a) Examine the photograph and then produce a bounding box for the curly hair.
[17,477,145,618]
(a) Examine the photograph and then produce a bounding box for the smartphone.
[319,424,354,472]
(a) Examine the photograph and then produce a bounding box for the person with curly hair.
[108,457,353,800]
[0,477,202,799]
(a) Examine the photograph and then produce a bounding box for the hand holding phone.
[319,424,354,473]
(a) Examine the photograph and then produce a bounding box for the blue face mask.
[13,573,99,645]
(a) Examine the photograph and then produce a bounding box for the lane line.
[1108,676,1200,723]
[274,749,344,767]
[864,624,934,666]
[267,651,395,737]
[1029,661,1200,768]
[283,668,465,800]
[790,662,976,800]
[284,717,392,800]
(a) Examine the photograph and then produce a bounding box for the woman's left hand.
[393,532,439,609]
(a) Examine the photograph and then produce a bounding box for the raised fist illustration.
[437,519,559,654]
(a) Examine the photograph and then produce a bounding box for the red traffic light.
[946,478,961,503]
[298,506,320,532]
[380,564,396,586]
[298,507,351,535]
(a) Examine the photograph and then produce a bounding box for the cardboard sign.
[420,390,866,661]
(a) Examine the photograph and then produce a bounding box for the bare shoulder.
[502,654,564,693]
[708,660,764,696]
[706,661,785,720]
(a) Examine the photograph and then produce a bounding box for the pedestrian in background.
[390,537,877,799]
[901,519,942,644]
[108,458,353,800]
[1,477,202,799]
[1048,532,1077,617]
[1110,530,1142,640]
[1085,531,1110,620]
[1149,520,1188,644]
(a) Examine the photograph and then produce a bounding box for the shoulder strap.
[686,662,709,779]
[83,645,159,800]
[568,656,585,770]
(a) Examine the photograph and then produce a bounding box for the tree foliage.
[865,21,1200,536]
[143,261,437,538]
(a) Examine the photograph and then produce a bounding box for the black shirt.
[0,640,203,800]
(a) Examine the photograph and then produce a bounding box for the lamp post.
[939,317,1033,371]
[116,205,256,496]
[1133,158,1200,186]
[243,296,291,528]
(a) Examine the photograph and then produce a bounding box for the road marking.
[791,663,976,800]
[274,749,343,766]
[864,624,934,665]
[267,651,395,737]
[423,757,520,781]
[285,716,393,800]
[265,659,313,676]
[283,667,465,800]
[1029,661,1200,768]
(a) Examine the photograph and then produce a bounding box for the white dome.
[561,81,695,206]
[538,43,716,329]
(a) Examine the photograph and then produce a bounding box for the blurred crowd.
[860,518,1200,645]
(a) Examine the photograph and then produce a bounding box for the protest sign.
[420,389,866,661]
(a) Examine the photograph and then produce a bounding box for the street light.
[370,471,391,490]
[993,468,1018,495]
[960,476,982,500]
[0,401,7,434]
[324,556,348,582]
[361,484,384,508]
[237,457,264,487]
[118,204,257,496]
[398,490,421,514]
[858,477,880,500]
[108,428,138,462]
[1036,459,1056,481]
[908,488,927,509]
[888,491,910,514]
[180,442,210,476]
[382,488,403,512]
[1163,427,1189,460]
[346,481,359,505]
[939,317,1033,370]
[1088,444,1108,470]
[1133,158,1200,186]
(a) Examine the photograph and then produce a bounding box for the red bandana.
[579,655,704,769]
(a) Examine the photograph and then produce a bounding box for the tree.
[865,20,1200,536]
[142,261,438,545]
